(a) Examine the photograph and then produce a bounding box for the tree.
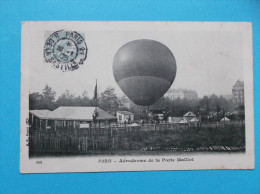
[56,90,75,106]
[199,96,210,115]
[29,85,57,110]
[99,87,119,113]
[40,85,57,110]
[29,92,44,110]
[42,85,56,102]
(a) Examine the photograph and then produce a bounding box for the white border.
[20,22,254,173]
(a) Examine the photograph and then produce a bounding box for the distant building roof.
[190,118,200,122]
[117,111,134,115]
[183,111,196,117]
[179,120,188,124]
[220,117,230,122]
[30,107,116,121]
[127,123,140,127]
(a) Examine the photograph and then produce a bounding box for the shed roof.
[179,120,188,124]
[30,107,116,121]
[117,111,134,115]
[29,109,52,119]
[183,111,196,117]
[220,117,230,122]
[190,118,199,122]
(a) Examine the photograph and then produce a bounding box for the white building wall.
[116,112,134,124]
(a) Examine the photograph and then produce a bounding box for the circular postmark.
[44,30,87,72]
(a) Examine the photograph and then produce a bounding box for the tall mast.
[95,79,97,111]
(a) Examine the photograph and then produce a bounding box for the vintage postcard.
[20,22,254,173]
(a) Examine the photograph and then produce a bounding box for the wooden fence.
[29,127,141,153]
[140,123,190,131]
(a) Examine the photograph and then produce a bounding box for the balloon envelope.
[113,39,177,106]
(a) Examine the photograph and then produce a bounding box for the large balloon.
[113,39,177,106]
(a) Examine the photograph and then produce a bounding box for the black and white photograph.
[20,22,254,173]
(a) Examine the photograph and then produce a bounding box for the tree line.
[30,85,243,120]
[29,85,120,112]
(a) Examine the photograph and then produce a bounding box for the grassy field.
[129,123,245,150]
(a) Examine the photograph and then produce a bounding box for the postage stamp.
[44,30,87,72]
[20,22,254,173]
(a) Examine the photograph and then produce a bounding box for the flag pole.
[95,79,97,112]
[93,79,98,130]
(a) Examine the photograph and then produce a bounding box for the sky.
[29,28,244,98]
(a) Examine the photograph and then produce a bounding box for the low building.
[189,118,200,126]
[29,106,117,130]
[149,109,165,121]
[190,117,200,123]
[168,116,183,123]
[183,111,196,122]
[168,112,200,125]
[220,117,230,122]
[116,111,134,124]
